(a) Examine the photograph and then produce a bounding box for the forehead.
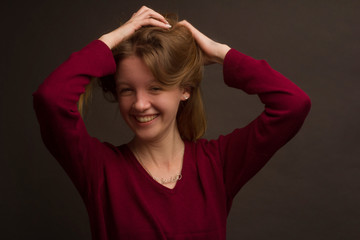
[116,56,155,85]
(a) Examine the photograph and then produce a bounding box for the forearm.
[223,49,311,154]
[34,40,116,109]
[211,43,231,64]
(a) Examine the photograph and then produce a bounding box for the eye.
[118,88,133,96]
[150,86,162,92]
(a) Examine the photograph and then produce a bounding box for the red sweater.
[33,40,311,239]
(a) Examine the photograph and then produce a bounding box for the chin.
[132,128,163,142]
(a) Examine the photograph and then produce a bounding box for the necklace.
[133,148,184,185]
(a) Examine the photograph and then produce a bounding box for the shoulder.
[187,128,246,159]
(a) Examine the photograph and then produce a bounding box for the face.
[115,56,190,142]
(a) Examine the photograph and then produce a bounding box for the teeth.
[136,115,158,123]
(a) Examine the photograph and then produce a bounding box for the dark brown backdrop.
[1,0,359,239]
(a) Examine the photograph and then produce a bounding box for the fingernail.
[166,24,172,28]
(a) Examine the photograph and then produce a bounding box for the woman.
[33,6,311,240]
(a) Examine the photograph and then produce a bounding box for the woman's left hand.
[179,20,231,65]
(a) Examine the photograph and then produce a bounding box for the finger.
[179,20,209,44]
[134,5,150,16]
[179,20,197,36]
[138,8,169,25]
[134,6,168,24]
[143,18,172,29]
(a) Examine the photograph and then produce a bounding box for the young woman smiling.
[33,6,311,240]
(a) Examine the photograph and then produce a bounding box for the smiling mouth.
[135,114,159,123]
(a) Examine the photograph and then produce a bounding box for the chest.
[97,155,227,238]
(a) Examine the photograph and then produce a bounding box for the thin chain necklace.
[133,147,184,185]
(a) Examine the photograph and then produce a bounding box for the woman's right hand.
[99,6,171,50]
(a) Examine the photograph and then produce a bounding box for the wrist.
[98,33,115,50]
[214,44,231,64]
[99,27,128,50]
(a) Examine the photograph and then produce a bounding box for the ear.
[180,87,191,101]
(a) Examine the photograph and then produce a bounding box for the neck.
[129,130,184,169]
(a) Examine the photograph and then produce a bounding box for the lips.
[134,114,159,123]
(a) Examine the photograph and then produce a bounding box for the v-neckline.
[123,142,189,193]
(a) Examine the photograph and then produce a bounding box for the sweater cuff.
[222,48,249,90]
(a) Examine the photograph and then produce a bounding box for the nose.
[132,91,151,112]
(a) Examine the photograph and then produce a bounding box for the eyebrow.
[116,78,159,85]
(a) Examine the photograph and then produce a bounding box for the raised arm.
[33,40,116,196]
[181,21,311,202]
[221,49,311,200]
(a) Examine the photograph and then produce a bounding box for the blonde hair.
[78,78,95,115]
[80,14,206,141]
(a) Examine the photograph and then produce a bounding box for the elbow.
[33,85,50,104]
[299,91,311,115]
[289,91,312,120]
[33,82,60,111]
[303,94,312,114]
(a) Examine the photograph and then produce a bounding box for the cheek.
[158,96,182,113]
[118,98,131,114]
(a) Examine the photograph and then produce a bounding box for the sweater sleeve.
[33,40,117,197]
[215,49,311,202]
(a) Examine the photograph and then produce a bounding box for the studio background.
[1,0,359,239]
